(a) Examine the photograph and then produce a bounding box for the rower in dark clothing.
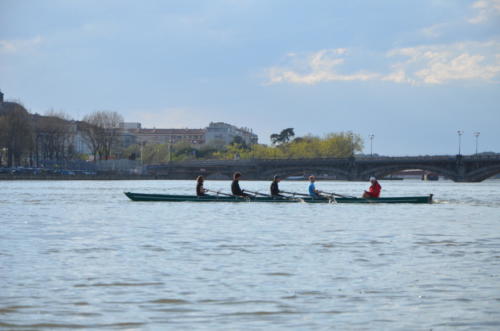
[270,175,283,197]
[231,172,250,197]
[196,175,207,196]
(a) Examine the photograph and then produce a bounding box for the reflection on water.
[1,180,500,330]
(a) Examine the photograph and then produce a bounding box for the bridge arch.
[465,164,500,182]
[198,167,242,180]
[359,164,459,181]
[204,171,232,180]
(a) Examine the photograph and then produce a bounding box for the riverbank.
[0,174,156,180]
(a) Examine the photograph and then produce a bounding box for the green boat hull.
[124,192,433,204]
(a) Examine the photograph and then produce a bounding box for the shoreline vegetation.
[0,175,361,181]
[0,100,364,166]
[130,129,364,163]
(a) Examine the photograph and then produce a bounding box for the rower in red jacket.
[363,177,381,198]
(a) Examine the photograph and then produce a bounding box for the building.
[120,122,141,130]
[204,122,258,145]
[122,128,206,146]
[72,125,92,155]
[118,121,258,148]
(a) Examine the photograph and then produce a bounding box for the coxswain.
[363,177,382,198]
[231,172,250,197]
[308,175,321,198]
[270,175,283,197]
[196,175,207,196]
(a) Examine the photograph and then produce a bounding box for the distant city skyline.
[1,0,499,155]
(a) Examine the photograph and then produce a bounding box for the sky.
[1,0,499,156]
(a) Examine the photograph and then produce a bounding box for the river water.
[1,179,500,330]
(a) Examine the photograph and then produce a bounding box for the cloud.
[265,41,500,86]
[420,23,447,39]
[386,41,500,84]
[266,49,380,85]
[468,0,500,24]
[0,36,43,54]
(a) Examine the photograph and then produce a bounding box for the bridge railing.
[145,154,500,168]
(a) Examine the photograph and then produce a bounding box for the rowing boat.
[124,192,433,204]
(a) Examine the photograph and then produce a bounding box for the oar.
[281,191,310,197]
[207,189,253,199]
[244,190,302,201]
[206,189,234,197]
[319,191,356,199]
[243,190,270,197]
[282,190,337,201]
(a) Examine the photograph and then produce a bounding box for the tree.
[141,143,169,164]
[166,141,194,161]
[197,141,224,159]
[80,111,123,160]
[230,135,250,150]
[33,111,75,165]
[211,131,364,160]
[121,144,141,161]
[270,128,295,145]
[0,102,33,167]
[78,121,101,161]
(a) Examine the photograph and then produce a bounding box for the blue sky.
[1,0,499,155]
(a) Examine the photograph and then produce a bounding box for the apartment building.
[204,122,258,145]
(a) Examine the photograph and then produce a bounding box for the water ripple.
[2,179,500,330]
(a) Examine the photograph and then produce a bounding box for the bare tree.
[81,111,123,160]
[78,121,101,161]
[33,111,75,165]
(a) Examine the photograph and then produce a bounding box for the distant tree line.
[0,99,364,168]
[0,100,123,167]
[120,128,364,164]
[212,128,364,160]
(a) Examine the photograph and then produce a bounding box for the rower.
[231,172,250,197]
[363,176,382,198]
[196,175,208,196]
[270,175,283,197]
[308,175,321,198]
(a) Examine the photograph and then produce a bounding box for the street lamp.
[1,147,6,167]
[369,134,375,157]
[0,147,5,167]
[349,132,354,157]
[140,142,145,164]
[474,132,480,155]
[457,130,464,155]
[168,136,173,162]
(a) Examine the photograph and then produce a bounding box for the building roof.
[130,128,206,135]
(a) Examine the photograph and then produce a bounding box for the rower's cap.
[370,176,376,181]
[273,175,280,181]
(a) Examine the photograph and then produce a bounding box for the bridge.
[146,155,500,182]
